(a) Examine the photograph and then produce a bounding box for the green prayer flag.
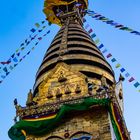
[35,23,40,28]
[94,39,100,44]
[115,63,121,68]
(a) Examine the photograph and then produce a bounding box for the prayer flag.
[35,23,40,28]
[135,31,140,35]
[21,47,25,50]
[9,66,13,70]
[106,20,114,24]
[42,21,45,24]
[11,54,15,58]
[19,58,22,62]
[134,82,140,88]
[38,37,42,41]
[128,77,135,82]
[115,24,123,28]
[26,41,30,46]
[25,39,28,43]
[88,29,93,34]
[106,53,112,58]
[20,43,24,47]
[102,49,108,54]
[1,75,6,79]
[120,68,125,73]
[48,22,52,26]
[85,24,89,29]
[31,37,34,41]
[27,51,31,55]
[115,63,121,68]
[93,14,101,18]
[125,73,130,77]
[111,58,116,62]
[17,53,20,57]
[3,67,8,73]
[14,64,18,67]
[98,16,106,20]
[47,30,50,34]
[38,29,42,32]
[6,72,10,76]
[91,33,96,38]
[1,62,6,65]
[110,22,118,26]
[16,49,19,53]
[98,44,104,49]
[120,27,132,31]
[94,39,100,45]
[7,60,11,64]
[35,42,39,46]
[13,57,18,63]
[42,26,46,29]
[23,55,26,59]
[30,28,36,33]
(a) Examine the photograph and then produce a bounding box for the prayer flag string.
[0,29,51,84]
[85,10,140,36]
[83,18,140,92]
[0,20,51,67]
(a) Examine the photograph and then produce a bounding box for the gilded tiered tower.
[9,0,131,140]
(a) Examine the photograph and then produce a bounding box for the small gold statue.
[26,89,33,106]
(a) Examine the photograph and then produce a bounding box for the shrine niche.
[34,62,88,105]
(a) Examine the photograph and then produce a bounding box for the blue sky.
[0,0,140,139]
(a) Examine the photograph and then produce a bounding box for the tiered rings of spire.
[33,0,115,96]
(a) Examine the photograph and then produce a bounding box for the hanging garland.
[85,10,140,36]
[83,18,140,92]
[0,29,51,84]
[8,98,128,140]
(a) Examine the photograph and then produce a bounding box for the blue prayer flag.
[38,29,42,32]
[11,54,15,58]
[134,82,140,88]
[120,68,125,73]
[9,66,13,70]
[14,64,18,67]
[3,67,8,73]
[30,28,36,33]
[47,30,50,34]
[42,21,45,24]
[13,57,18,63]
[98,44,104,49]
[1,75,6,79]
[102,49,108,53]
[27,51,31,55]
[91,33,96,38]
[125,72,130,77]
[111,58,116,63]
